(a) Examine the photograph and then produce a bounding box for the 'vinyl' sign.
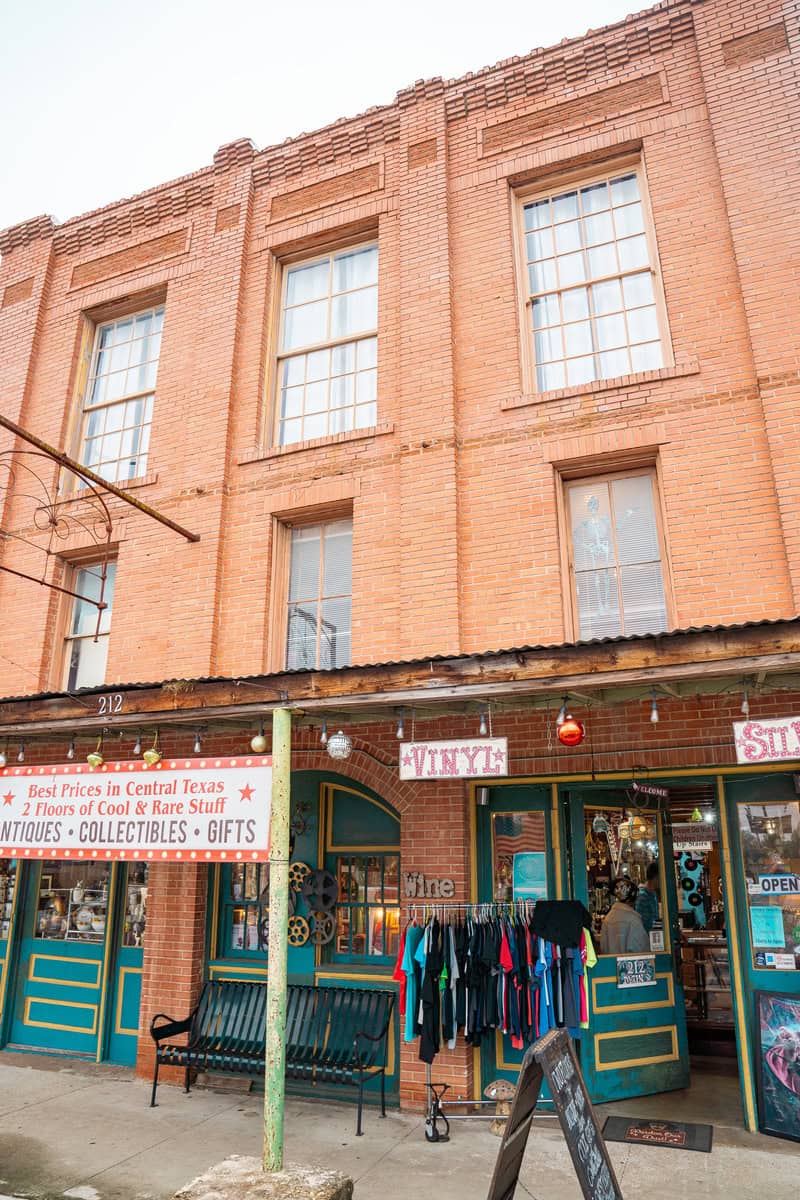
[0,757,271,861]
[733,717,800,764]
[399,738,508,780]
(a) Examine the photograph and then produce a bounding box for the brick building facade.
[1,0,799,1135]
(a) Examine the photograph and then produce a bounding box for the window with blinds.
[565,471,669,641]
[286,519,352,670]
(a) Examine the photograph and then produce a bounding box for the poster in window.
[755,990,800,1142]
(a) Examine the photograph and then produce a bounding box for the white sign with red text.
[733,717,800,764]
[399,738,508,780]
[0,757,271,862]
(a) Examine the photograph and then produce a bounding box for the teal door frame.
[721,773,800,1135]
[475,783,558,1100]
[565,783,690,1103]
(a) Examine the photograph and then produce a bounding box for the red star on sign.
[239,783,256,803]
[2,792,13,807]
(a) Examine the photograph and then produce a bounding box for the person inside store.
[600,876,651,954]
[635,861,660,933]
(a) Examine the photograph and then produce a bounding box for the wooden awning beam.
[0,619,799,736]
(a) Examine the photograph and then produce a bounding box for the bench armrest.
[150,1010,194,1043]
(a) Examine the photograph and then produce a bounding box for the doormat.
[601,1116,713,1153]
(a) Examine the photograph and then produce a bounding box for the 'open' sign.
[759,874,800,895]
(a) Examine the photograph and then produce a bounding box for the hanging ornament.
[592,812,609,835]
[87,735,104,770]
[557,715,585,747]
[143,731,162,766]
[250,721,267,754]
[690,806,703,823]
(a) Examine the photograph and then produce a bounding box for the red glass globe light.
[557,716,585,747]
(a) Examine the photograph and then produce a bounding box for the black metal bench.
[149,979,395,1136]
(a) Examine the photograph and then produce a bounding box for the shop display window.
[583,806,664,952]
[0,860,17,939]
[220,862,269,956]
[492,811,548,901]
[121,864,148,947]
[332,853,400,962]
[739,800,800,972]
[35,860,109,941]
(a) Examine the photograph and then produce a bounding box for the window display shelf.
[36,887,108,942]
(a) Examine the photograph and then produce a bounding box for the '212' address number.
[97,693,123,715]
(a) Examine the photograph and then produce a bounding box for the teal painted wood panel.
[106,944,143,1066]
[9,936,104,1056]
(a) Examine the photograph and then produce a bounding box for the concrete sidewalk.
[0,1055,796,1200]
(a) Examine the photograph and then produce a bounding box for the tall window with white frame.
[276,245,377,447]
[565,471,669,641]
[286,520,352,670]
[79,307,164,483]
[521,170,667,393]
[63,562,117,690]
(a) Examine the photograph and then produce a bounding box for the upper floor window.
[520,170,667,393]
[286,519,352,670]
[565,470,669,640]
[276,245,377,447]
[80,307,163,483]
[63,562,116,689]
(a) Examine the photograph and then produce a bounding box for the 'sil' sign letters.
[734,717,800,764]
[399,738,508,780]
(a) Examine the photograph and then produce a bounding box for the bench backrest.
[189,980,394,1068]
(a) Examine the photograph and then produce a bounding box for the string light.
[741,686,750,717]
[17,741,25,764]
[556,697,568,727]
[650,690,660,724]
[320,722,328,746]
[133,732,142,756]
[0,742,7,769]
[66,737,75,761]
[193,730,202,754]
[395,708,405,740]
[250,722,267,754]
[479,706,488,737]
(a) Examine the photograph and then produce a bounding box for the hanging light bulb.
[66,736,75,761]
[395,708,405,740]
[650,690,660,724]
[320,722,328,746]
[0,742,7,769]
[193,729,202,755]
[250,721,267,754]
[17,741,25,764]
[87,734,104,769]
[556,697,568,727]
[479,706,488,737]
[133,732,142,756]
[143,731,162,766]
[704,811,715,824]
[741,686,750,717]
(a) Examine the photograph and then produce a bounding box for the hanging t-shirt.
[392,924,408,1018]
[402,923,424,1042]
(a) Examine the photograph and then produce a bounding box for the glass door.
[106,863,148,1065]
[476,785,557,1097]
[568,788,689,1103]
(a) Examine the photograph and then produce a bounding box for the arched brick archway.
[289,738,414,816]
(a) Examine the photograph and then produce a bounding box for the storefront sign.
[402,871,455,899]
[399,737,508,780]
[0,757,272,861]
[513,851,548,902]
[750,906,786,948]
[673,822,715,852]
[630,781,670,801]
[733,717,800,764]
[616,954,657,988]
[765,953,796,970]
[759,873,800,896]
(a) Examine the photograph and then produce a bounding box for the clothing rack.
[406,899,538,920]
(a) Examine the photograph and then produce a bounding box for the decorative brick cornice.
[0,214,55,256]
[444,5,694,121]
[213,138,256,172]
[252,111,400,189]
[52,181,214,255]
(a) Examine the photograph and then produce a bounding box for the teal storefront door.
[106,863,148,1065]
[567,787,689,1103]
[476,784,560,1102]
[7,860,112,1057]
[723,774,800,1138]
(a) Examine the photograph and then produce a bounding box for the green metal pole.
[264,706,292,1172]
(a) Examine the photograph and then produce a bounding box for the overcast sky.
[0,0,642,231]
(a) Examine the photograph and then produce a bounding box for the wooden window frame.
[270,240,379,448]
[56,557,117,692]
[512,155,673,396]
[557,463,675,642]
[266,506,353,674]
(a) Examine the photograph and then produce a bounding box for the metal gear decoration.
[301,868,338,911]
[288,861,311,892]
[309,910,335,945]
[259,913,269,950]
[287,915,310,946]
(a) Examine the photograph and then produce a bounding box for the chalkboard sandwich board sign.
[486,1027,622,1200]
